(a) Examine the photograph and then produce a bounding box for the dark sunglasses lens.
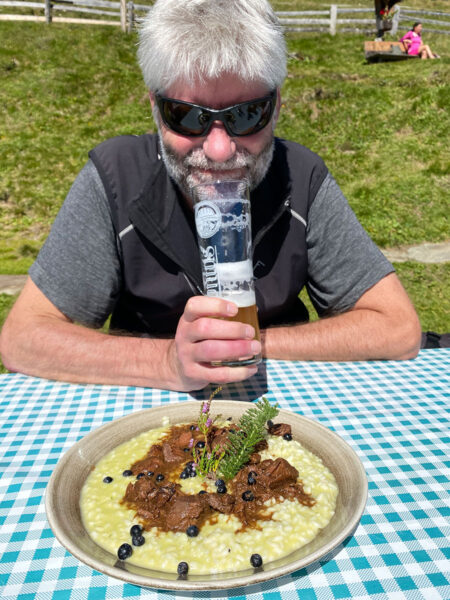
[227,99,274,136]
[161,101,209,135]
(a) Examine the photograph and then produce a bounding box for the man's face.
[150,74,280,202]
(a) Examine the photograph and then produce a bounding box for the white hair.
[137,0,286,93]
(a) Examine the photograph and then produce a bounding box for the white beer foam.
[216,260,253,281]
[213,260,255,307]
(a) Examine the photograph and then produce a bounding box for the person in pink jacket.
[400,22,437,59]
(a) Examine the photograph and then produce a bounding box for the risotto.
[80,417,338,575]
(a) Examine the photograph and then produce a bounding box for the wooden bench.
[364,41,417,63]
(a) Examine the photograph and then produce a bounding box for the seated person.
[400,22,438,59]
[0,0,421,392]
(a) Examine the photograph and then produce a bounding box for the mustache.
[182,148,255,171]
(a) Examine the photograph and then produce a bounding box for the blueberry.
[132,534,145,546]
[177,561,189,575]
[195,440,205,449]
[136,472,145,480]
[183,447,191,452]
[189,470,197,478]
[186,525,199,537]
[217,484,227,494]
[248,472,257,485]
[122,470,133,477]
[117,543,132,560]
[242,490,254,501]
[250,553,263,568]
[198,490,207,495]
[283,433,293,441]
[267,420,274,428]
[156,474,165,482]
[190,425,196,431]
[130,524,142,537]
[103,476,113,483]
[215,479,225,488]
[180,470,189,479]
[147,471,154,477]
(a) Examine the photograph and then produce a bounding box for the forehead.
[164,74,271,108]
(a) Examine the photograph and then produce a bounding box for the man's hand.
[169,296,261,391]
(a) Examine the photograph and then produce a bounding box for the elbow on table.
[0,323,16,373]
[390,312,422,360]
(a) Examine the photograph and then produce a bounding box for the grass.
[0,4,449,373]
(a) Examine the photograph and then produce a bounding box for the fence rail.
[0,2,449,36]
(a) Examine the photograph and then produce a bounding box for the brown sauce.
[121,422,315,534]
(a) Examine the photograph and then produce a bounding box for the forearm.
[1,315,181,390]
[0,280,259,392]
[262,274,422,362]
[262,305,420,362]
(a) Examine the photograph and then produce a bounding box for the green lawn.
[0,8,449,373]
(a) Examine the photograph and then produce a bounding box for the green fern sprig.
[218,397,279,481]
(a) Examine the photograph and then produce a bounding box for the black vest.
[89,134,327,335]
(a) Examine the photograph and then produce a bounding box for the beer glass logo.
[195,201,221,239]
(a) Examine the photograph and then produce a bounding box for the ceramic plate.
[45,400,367,590]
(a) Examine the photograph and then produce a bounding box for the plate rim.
[45,400,368,591]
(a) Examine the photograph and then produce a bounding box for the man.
[375,0,402,40]
[0,0,421,391]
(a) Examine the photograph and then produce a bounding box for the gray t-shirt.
[29,160,393,327]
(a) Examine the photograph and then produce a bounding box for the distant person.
[374,0,402,41]
[400,22,438,59]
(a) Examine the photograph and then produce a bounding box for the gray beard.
[159,136,274,199]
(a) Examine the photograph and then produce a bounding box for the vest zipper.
[253,196,292,252]
[182,272,204,295]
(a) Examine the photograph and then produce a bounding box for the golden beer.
[212,303,262,367]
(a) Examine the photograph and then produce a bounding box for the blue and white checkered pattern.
[1,349,449,600]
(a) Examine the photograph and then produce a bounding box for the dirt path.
[0,241,448,295]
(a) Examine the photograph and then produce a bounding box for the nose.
[203,122,236,163]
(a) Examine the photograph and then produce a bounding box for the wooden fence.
[0,2,449,36]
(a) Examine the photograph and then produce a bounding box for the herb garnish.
[192,390,279,481]
[192,387,224,477]
[218,397,279,481]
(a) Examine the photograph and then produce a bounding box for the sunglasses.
[154,90,276,137]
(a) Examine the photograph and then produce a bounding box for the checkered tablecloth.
[1,350,449,600]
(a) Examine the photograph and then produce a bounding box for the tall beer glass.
[193,180,261,367]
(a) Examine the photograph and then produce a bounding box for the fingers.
[171,295,261,391]
[183,296,238,322]
[192,338,261,364]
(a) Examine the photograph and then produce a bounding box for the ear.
[149,91,155,110]
[273,88,282,125]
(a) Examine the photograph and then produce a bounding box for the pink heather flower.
[206,418,212,428]
[202,402,208,414]
[188,438,194,448]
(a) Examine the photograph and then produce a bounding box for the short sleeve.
[306,173,394,316]
[29,160,122,327]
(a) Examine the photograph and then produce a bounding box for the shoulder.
[88,133,162,207]
[89,133,159,166]
[273,137,328,203]
[274,137,325,165]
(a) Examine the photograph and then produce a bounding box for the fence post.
[127,0,134,33]
[120,0,126,32]
[330,5,337,36]
[391,5,400,36]
[44,0,52,24]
